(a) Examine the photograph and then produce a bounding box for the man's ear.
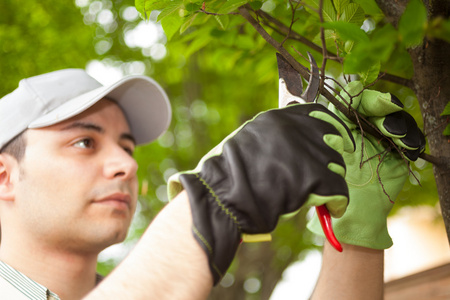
[0,154,16,201]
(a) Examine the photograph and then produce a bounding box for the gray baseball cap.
[0,69,172,149]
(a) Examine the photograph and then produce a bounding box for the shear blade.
[277,52,320,106]
[277,53,303,98]
[301,52,320,103]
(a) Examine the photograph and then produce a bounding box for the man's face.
[12,99,139,254]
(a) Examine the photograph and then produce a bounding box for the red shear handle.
[316,205,343,252]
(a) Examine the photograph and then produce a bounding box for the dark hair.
[0,132,27,162]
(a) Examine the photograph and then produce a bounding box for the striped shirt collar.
[0,260,60,299]
[0,261,104,299]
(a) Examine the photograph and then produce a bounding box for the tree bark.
[377,0,450,244]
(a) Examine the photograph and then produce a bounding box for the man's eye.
[74,138,95,149]
[123,146,134,156]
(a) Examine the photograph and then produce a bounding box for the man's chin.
[77,227,130,254]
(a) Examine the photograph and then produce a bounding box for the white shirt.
[0,260,60,299]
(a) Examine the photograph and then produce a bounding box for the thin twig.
[291,46,309,62]
[255,9,414,88]
[238,5,441,166]
[318,0,327,93]
[376,149,395,203]
[281,1,300,46]
[197,9,239,15]
[256,9,335,58]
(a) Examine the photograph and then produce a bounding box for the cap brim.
[29,76,171,145]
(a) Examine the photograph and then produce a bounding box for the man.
[0,69,424,299]
[0,68,355,299]
[0,69,172,299]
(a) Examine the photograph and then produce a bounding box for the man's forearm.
[311,241,384,300]
[85,191,213,300]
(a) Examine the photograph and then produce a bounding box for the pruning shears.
[277,52,343,252]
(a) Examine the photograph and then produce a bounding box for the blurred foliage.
[1,0,445,298]
[0,1,97,94]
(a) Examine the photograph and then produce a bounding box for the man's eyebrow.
[61,122,104,133]
[61,122,136,145]
[121,133,136,146]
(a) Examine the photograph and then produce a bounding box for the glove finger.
[370,112,407,139]
[308,109,356,153]
[399,112,425,149]
[304,169,349,218]
[359,90,403,117]
[391,112,425,151]
[328,81,364,129]
[402,122,426,161]
[390,94,404,107]
[321,133,347,179]
[381,111,408,137]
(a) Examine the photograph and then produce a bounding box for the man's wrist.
[311,241,384,300]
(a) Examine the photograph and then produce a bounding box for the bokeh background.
[1,1,447,299]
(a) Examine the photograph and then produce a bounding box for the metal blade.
[277,52,320,106]
[301,52,320,103]
[277,53,303,107]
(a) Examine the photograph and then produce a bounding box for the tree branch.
[238,5,441,165]
[256,9,334,59]
[256,9,414,89]
[382,73,415,90]
[239,6,368,126]
[318,0,328,91]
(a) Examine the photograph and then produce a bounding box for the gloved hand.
[307,81,426,249]
[168,103,355,284]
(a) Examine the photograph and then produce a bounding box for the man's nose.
[103,145,138,181]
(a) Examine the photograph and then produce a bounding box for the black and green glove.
[168,103,355,284]
[307,81,426,249]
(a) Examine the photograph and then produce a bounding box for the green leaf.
[443,124,450,136]
[385,46,414,78]
[333,0,350,16]
[161,12,184,40]
[441,101,450,116]
[215,14,230,30]
[303,0,320,10]
[322,0,337,22]
[157,0,183,22]
[344,40,354,53]
[135,0,147,18]
[353,0,381,16]
[427,17,450,43]
[344,24,397,74]
[185,2,201,12]
[322,21,369,42]
[218,0,248,14]
[180,13,198,33]
[312,29,338,49]
[249,1,263,10]
[398,0,427,47]
[183,0,203,4]
[340,3,365,25]
[306,0,337,21]
[359,60,380,85]
[135,0,168,20]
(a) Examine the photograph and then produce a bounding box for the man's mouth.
[93,192,132,211]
